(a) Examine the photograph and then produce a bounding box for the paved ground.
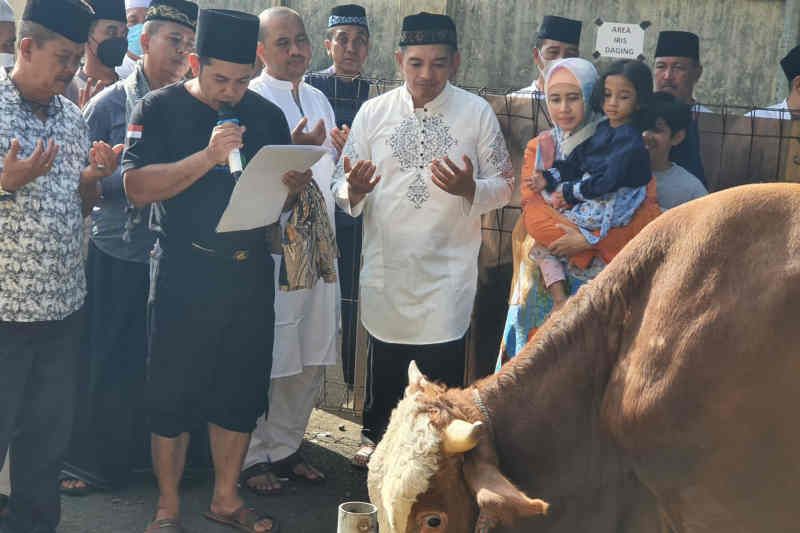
[58,409,368,533]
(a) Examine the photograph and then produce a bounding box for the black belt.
[190,241,252,262]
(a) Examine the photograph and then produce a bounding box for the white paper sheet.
[216,144,328,233]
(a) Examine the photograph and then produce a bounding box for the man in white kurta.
[746,45,800,120]
[332,12,514,464]
[241,7,339,492]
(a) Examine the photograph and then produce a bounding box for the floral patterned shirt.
[332,82,514,344]
[0,68,89,322]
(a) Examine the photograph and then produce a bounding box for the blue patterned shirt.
[0,68,89,322]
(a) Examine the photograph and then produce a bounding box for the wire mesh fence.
[316,75,800,417]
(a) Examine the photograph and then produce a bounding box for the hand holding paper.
[216,145,327,233]
[282,169,313,194]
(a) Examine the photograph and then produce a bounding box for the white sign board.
[594,21,646,60]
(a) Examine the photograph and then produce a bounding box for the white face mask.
[537,51,555,79]
[0,53,14,68]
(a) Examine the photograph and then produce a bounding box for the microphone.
[217,104,243,178]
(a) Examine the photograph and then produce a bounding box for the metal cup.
[337,501,378,533]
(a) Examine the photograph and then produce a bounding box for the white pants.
[244,365,324,470]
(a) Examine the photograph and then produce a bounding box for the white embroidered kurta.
[745,99,791,120]
[332,82,514,345]
[249,70,339,378]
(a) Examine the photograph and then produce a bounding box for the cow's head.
[368,362,549,533]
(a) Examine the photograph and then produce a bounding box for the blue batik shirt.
[0,67,89,321]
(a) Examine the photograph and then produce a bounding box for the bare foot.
[292,461,325,482]
[245,471,283,495]
[59,478,92,495]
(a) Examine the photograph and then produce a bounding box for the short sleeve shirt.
[121,83,291,252]
[0,68,89,322]
[655,163,708,210]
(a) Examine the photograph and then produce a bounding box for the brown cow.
[368,183,800,533]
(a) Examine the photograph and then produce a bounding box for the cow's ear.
[463,454,549,528]
[405,360,429,395]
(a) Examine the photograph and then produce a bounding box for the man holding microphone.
[123,8,309,533]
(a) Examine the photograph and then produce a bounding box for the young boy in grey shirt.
[643,92,708,210]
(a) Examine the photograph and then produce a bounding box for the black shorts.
[146,246,274,438]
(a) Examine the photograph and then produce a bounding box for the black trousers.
[147,246,274,438]
[62,242,149,488]
[0,309,84,533]
[335,211,362,387]
[361,335,466,443]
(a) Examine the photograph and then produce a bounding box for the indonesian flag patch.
[127,124,143,140]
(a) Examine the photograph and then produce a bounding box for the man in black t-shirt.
[122,9,309,533]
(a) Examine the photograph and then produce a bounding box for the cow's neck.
[467,286,657,530]
[482,288,622,471]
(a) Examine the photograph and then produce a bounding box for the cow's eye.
[418,511,448,531]
[425,514,442,528]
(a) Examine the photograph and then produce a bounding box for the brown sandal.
[203,505,279,533]
[351,445,374,469]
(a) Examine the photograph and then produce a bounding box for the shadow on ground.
[59,410,369,532]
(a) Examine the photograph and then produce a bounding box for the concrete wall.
[448,0,792,107]
[6,0,797,106]
[204,0,795,107]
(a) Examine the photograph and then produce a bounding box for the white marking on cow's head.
[368,387,442,533]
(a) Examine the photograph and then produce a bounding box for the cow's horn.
[408,360,428,388]
[442,419,483,454]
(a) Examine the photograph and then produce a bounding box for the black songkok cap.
[655,31,700,61]
[22,0,93,44]
[537,15,581,46]
[781,45,800,83]
[146,0,198,31]
[91,0,125,22]
[196,8,258,64]
[328,4,368,30]
[399,12,457,48]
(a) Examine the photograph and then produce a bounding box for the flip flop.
[144,517,183,532]
[350,445,374,470]
[239,463,283,496]
[271,452,325,485]
[203,505,279,533]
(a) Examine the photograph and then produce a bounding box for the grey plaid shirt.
[0,68,89,322]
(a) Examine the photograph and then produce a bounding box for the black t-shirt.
[122,82,291,252]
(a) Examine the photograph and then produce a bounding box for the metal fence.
[317,77,800,416]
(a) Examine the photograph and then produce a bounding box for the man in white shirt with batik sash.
[240,6,339,496]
